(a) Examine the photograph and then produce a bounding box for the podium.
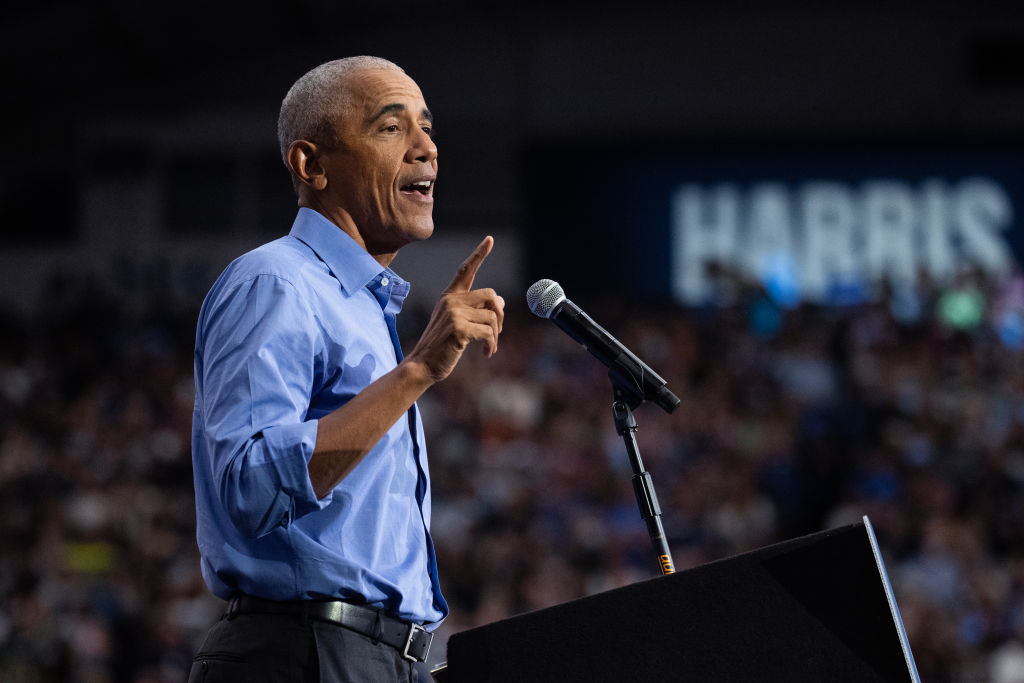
[439,517,919,682]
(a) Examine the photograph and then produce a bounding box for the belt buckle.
[401,623,431,662]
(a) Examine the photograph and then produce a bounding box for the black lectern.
[439,517,919,682]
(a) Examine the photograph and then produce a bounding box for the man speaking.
[188,56,504,682]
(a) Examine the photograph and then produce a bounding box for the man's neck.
[298,199,397,269]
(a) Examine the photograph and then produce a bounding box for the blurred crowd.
[2,263,1024,682]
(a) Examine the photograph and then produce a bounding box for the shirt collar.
[289,208,411,313]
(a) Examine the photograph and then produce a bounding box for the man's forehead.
[344,68,427,114]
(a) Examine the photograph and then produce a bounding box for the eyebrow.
[368,103,434,125]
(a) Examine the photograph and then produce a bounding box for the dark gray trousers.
[187,610,433,683]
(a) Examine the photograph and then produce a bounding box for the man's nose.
[407,128,437,164]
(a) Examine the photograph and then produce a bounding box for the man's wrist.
[397,358,437,390]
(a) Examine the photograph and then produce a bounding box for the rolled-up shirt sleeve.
[197,272,328,539]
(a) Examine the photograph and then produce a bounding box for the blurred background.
[4,1,1024,681]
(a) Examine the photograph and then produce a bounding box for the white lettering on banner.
[921,180,955,282]
[671,177,1016,304]
[743,183,792,278]
[800,182,859,301]
[957,177,1014,274]
[863,181,916,285]
[673,184,739,304]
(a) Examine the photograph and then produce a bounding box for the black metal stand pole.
[612,391,675,576]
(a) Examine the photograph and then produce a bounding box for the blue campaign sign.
[523,143,1024,307]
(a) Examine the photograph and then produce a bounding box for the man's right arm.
[196,272,329,538]
[197,237,504,534]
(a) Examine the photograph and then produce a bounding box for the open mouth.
[400,179,433,196]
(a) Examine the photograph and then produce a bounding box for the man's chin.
[405,219,435,242]
[370,216,435,253]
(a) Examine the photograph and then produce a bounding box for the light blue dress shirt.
[191,207,447,627]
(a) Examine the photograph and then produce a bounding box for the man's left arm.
[307,236,504,498]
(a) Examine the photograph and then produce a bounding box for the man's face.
[320,67,437,253]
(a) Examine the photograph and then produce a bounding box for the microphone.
[526,279,680,413]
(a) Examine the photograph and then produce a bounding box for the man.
[188,56,504,682]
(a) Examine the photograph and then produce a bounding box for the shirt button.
[380,277,389,286]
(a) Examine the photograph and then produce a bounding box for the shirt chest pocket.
[310,318,398,413]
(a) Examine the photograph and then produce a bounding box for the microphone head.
[526,279,566,319]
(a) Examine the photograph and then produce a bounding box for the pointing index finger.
[445,236,494,292]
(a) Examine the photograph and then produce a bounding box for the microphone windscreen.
[526,279,566,319]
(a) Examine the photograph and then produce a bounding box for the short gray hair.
[277,56,405,165]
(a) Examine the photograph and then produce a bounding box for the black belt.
[227,594,433,663]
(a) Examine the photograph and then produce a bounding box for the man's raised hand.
[406,236,505,383]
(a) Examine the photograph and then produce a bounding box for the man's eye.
[422,126,433,136]
[384,124,400,133]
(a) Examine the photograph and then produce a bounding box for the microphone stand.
[610,376,676,576]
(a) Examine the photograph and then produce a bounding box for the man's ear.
[286,140,328,191]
